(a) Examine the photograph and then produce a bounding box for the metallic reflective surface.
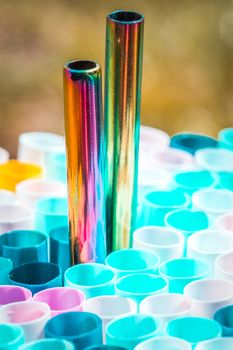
[64,60,106,264]
[105,10,144,251]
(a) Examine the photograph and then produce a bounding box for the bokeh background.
[0,0,233,156]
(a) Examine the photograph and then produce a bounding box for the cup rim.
[192,188,233,214]
[0,285,32,304]
[1,229,47,250]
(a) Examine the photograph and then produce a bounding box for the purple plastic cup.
[0,285,32,306]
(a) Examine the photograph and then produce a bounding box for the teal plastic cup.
[0,256,13,284]
[137,189,190,227]
[44,311,103,349]
[214,304,233,336]
[106,314,161,349]
[9,262,62,294]
[159,258,210,293]
[49,226,70,273]
[195,148,233,172]
[216,172,233,191]
[165,209,211,255]
[35,197,68,236]
[0,324,24,350]
[46,152,67,183]
[134,336,192,350]
[64,263,115,298]
[115,273,168,309]
[195,337,233,350]
[19,339,74,350]
[0,229,48,267]
[173,170,217,195]
[170,133,217,155]
[165,317,222,349]
[105,249,160,279]
[218,127,233,150]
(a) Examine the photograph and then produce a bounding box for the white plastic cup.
[134,336,192,350]
[16,179,67,208]
[187,230,233,274]
[215,251,233,281]
[0,203,33,234]
[139,293,193,331]
[0,301,51,341]
[217,212,233,235]
[133,226,184,263]
[184,278,233,318]
[0,147,9,164]
[195,148,233,172]
[150,148,194,172]
[140,126,170,151]
[192,189,233,221]
[83,295,137,342]
[18,132,65,168]
[196,338,233,350]
[0,190,16,205]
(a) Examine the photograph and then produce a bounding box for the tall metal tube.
[64,60,106,264]
[105,10,144,251]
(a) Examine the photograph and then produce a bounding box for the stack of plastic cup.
[0,285,32,306]
[218,127,233,150]
[0,203,33,234]
[170,133,217,155]
[0,323,25,350]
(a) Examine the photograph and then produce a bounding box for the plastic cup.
[19,339,74,350]
[33,287,85,317]
[170,133,217,155]
[0,285,32,306]
[0,160,43,191]
[49,226,70,273]
[0,323,24,350]
[165,209,211,255]
[187,230,233,274]
[18,132,65,167]
[216,212,233,235]
[106,314,161,350]
[0,257,13,284]
[150,149,193,172]
[0,190,16,205]
[0,203,33,234]
[0,147,9,163]
[45,311,102,350]
[214,304,233,336]
[184,278,233,318]
[134,336,192,350]
[64,263,115,299]
[173,170,217,195]
[9,262,62,295]
[165,316,221,349]
[140,126,170,151]
[35,197,68,236]
[0,301,51,341]
[218,127,233,150]
[216,172,233,191]
[140,293,193,330]
[105,249,160,279]
[0,230,48,267]
[85,346,126,350]
[133,226,184,263]
[137,189,190,227]
[16,179,67,208]
[115,273,168,308]
[195,148,233,172]
[215,251,233,281]
[159,258,210,293]
[45,153,67,183]
[195,338,233,350]
[83,296,137,342]
[192,189,233,221]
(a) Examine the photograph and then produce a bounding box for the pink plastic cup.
[33,287,85,317]
[0,285,32,306]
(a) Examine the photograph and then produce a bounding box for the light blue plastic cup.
[137,189,190,227]
[170,133,217,155]
[35,197,68,236]
[115,273,168,309]
[165,316,222,349]
[214,304,233,336]
[216,172,233,191]
[159,258,210,293]
[134,336,192,350]
[49,226,70,273]
[46,153,67,183]
[195,337,233,350]
[105,249,160,279]
[218,127,233,151]
[0,256,13,284]
[64,263,115,298]
[195,148,233,172]
[19,339,74,350]
[106,314,161,350]
[173,170,217,195]
[165,209,211,255]
[0,324,24,350]
[0,229,48,267]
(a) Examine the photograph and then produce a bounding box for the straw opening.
[109,10,143,23]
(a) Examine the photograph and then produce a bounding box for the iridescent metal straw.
[64,60,106,264]
[105,10,144,251]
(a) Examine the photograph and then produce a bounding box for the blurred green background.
[0,0,233,156]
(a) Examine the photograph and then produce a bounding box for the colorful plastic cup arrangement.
[0,323,25,350]
[0,285,32,306]
[170,133,217,155]
[19,339,75,350]
[0,203,33,234]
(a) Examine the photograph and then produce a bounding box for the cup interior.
[175,170,216,190]
[184,279,233,301]
[133,226,181,247]
[145,189,189,208]
[0,324,23,346]
[66,264,114,286]
[0,285,31,305]
[166,210,209,233]
[0,301,49,323]
[49,226,69,243]
[196,337,233,350]
[84,296,136,317]
[160,259,209,278]
[188,231,233,254]
[116,274,167,295]
[1,230,46,248]
[0,204,32,223]
[193,189,233,213]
